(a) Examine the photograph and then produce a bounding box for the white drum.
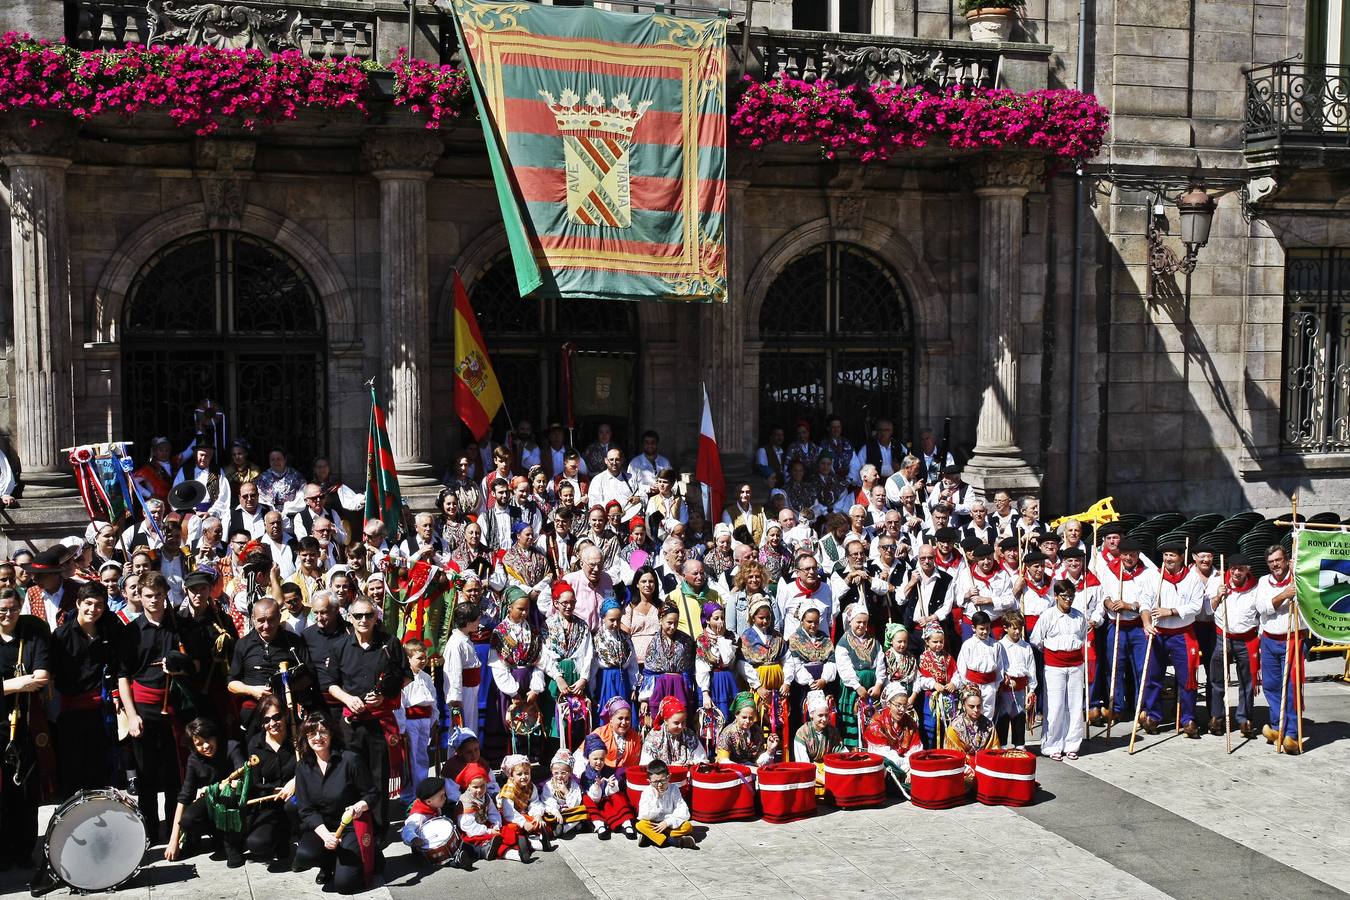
[45,789,148,891]
[418,816,460,864]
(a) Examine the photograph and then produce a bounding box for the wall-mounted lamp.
[1148,187,1217,276]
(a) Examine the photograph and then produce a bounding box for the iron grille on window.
[122,231,328,465]
[758,242,914,445]
[1282,249,1350,453]
[454,255,639,445]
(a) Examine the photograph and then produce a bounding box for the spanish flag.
[452,270,503,441]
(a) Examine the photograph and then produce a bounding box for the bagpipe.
[698,706,725,750]
[203,755,259,833]
[4,636,37,788]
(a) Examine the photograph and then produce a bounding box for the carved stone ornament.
[828,193,867,239]
[361,131,444,173]
[821,45,992,90]
[0,118,77,160]
[195,138,256,229]
[967,153,1048,192]
[147,1,302,55]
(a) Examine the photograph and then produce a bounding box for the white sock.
[505,849,522,861]
[594,823,607,834]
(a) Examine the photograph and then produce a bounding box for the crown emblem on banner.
[539,88,652,140]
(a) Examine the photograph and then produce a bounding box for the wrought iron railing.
[1245,59,1350,144]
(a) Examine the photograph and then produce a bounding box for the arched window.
[456,255,640,443]
[758,242,915,443]
[122,231,327,464]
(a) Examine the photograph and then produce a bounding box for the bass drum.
[45,789,148,891]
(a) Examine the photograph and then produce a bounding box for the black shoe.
[291,855,308,873]
[623,825,637,840]
[638,834,652,848]
[486,834,503,860]
[225,846,245,869]
[315,869,332,886]
[597,827,611,841]
[516,834,533,863]
[453,846,474,871]
[540,833,554,852]
[28,868,59,898]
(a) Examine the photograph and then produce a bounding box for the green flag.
[364,385,405,541]
[1294,528,1350,642]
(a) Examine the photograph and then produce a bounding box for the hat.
[21,546,66,574]
[583,733,607,757]
[500,753,530,775]
[599,697,631,723]
[1118,537,1144,553]
[933,526,959,544]
[1157,539,1187,555]
[1022,551,1047,565]
[730,692,756,716]
[1226,553,1251,568]
[98,559,124,575]
[1061,547,1086,560]
[806,690,830,716]
[454,762,489,790]
[510,519,530,538]
[882,681,908,703]
[1097,523,1125,539]
[151,436,172,448]
[60,535,86,551]
[653,696,685,730]
[1036,531,1060,545]
[551,581,573,602]
[415,776,445,802]
[1192,541,1216,556]
[844,602,869,624]
[550,748,573,770]
[970,543,994,559]
[168,479,207,512]
[997,536,1020,551]
[959,536,982,553]
[449,727,479,751]
[941,465,961,477]
[183,569,216,589]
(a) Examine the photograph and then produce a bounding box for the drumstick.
[333,809,355,839]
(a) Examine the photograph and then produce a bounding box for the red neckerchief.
[1027,576,1052,597]
[935,550,961,571]
[794,579,817,597]
[1100,548,1119,567]
[1109,558,1145,582]
[409,799,439,818]
[1075,572,1100,591]
[1225,573,1256,594]
[1266,570,1292,588]
[972,564,999,586]
[1161,564,1189,586]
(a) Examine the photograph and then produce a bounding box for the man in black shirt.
[0,587,51,870]
[118,571,194,838]
[302,591,350,716]
[177,569,239,730]
[227,597,307,734]
[51,581,123,796]
[326,597,411,839]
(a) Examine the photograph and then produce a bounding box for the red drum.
[756,762,818,824]
[908,750,968,810]
[624,764,689,810]
[690,763,756,823]
[823,752,886,809]
[974,749,1038,807]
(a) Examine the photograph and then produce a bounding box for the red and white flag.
[696,383,725,522]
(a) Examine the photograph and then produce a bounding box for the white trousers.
[458,684,480,736]
[1041,663,1085,756]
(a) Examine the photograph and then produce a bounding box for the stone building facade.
[0,0,1339,549]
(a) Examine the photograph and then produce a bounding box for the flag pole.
[1219,553,1232,754]
[1277,491,1297,754]
[1291,491,1304,752]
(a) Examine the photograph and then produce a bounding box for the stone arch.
[743,217,947,344]
[91,202,356,345]
[433,222,510,340]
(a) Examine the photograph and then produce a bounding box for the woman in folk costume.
[913,622,959,748]
[639,696,709,766]
[456,762,530,863]
[757,524,792,586]
[864,682,923,782]
[540,748,588,838]
[449,520,493,579]
[835,603,887,748]
[737,594,788,743]
[702,524,737,584]
[640,603,696,717]
[577,732,638,839]
[498,522,553,607]
[433,489,467,555]
[793,690,844,793]
[618,517,655,572]
[542,582,594,746]
[716,691,780,768]
[592,598,639,712]
[488,587,546,739]
[783,606,838,741]
[883,622,918,697]
[694,602,738,731]
[582,697,642,773]
[945,683,1001,787]
[497,753,555,851]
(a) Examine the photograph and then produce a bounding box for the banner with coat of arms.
[447,0,727,303]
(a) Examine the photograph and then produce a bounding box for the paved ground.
[4,656,1347,900]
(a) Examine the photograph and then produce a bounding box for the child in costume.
[539,748,588,838]
[635,759,697,849]
[496,754,555,851]
[401,776,471,870]
[912,622,958,747]
[577,733,637,840]
[996,612,1037,749]
[455,763,529,862]
[398,637,437,805]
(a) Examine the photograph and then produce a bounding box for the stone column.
[2,124,77,497]
[700,179,753,461]
[363,130,443,488]
[962,154,1044,496]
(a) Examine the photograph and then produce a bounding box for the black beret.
[934,527,960,543]
[1097,523,1125,539]
[1060,548,1086,560]
[970,543,995,559]
[1118,537,1145,553]
[998,536,1020,551]
[1023,551,1048,565]
[1157,540,1187,555]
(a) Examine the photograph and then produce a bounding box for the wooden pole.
[1277,492,1297,753]
[1128,628,1155,754]
[1106,561,1125,738]
[1290,498,1305,751]
[1175,536,1190,733]
[1219,554,1231,754]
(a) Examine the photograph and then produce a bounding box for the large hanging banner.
[448,0,727,303]
[1294,528,1350,642]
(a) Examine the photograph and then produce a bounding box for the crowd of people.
[0,413,1311,893]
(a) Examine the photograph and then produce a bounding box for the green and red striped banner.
[451,0,726,303]
[364,385,404,539]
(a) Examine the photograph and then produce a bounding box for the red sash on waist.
[1263,630,1309,642]
[1000,675,1029,692]
[1044,647,1085,668]
[1155,625,1194,636]
[1114,617,1143,629]
[1218,627,1256,641]
[346,697,405,799]
[60,691,104,713]
[1024,615,1039,636]
[462,666,482,688]
[964,668,997,685]
[1157,626,1200,690]
[129,681,167,708]
[405,705,433,720]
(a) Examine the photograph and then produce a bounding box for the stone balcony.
[66,0,1051,91]
[1243,60,1350,206]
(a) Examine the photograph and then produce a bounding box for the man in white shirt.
[955,544,1015,638]
[1207,553,1259,739]
[848,419,903,485]
[589,448,640,514]
[625,431,671,496]
[259,510,298,579]
[777,554,834,638]
[172,443,231,520]
[1254,544,1305,752]
[288,483,350,545]
[1140,539,1206,736]
[222,480,269,540]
